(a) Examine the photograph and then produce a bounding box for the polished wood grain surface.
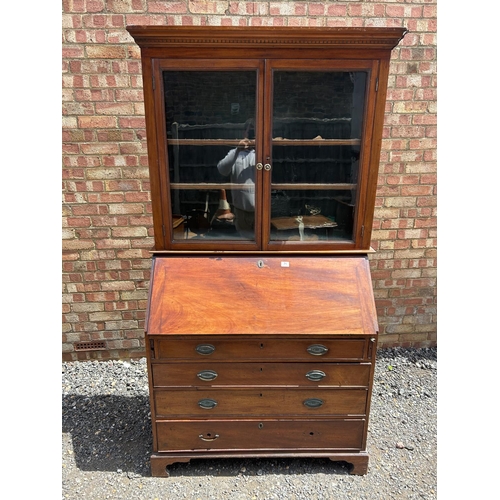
[155,419,365,452]
[154,388,367,417]
[127,26,407,51]
[151,362,371,388]
[154,337,368,360]
[146,256,378,335]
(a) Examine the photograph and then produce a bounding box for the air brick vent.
[74,341,106,351]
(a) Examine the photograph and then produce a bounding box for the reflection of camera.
[238,139,255,151]
[244,118,255,140]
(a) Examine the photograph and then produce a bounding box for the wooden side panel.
[147,256,378,335]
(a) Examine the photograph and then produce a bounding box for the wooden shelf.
[272,183,356,191]
[273,139,360,146]
[271,215,338,231]
[170,183,253,190]
[170,182,356,190]
[167,138,361,147]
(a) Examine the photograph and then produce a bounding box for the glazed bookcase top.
[128,26,407,252]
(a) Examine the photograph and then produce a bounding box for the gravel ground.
[62,347,437,499]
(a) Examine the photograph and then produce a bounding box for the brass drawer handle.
[305,370,326,381]
[195,344,215,355]
[198,398,218,410]
[307,344,329,356]
[199,433,219,442]
[303,398,324,409]
[197,369,218,381]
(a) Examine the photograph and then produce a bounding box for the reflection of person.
[217,121,255,238]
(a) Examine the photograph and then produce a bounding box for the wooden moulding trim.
[147,248,376,255]
[127,26,408,51]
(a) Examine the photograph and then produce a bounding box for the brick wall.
[62,1,437,361]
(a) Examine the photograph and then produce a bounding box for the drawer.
[152,362,371,387]
[153,337,369,361]
[155,418,365,452]
[154,388,367,417]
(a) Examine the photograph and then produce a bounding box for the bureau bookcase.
[127,26,407,476]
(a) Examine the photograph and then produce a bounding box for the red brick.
[66,217,92,227]
[309,3,326,16]
[401,185,434,196]
[86,44,126,58]
[125,14,167,25]
[80,143,120,154]
[90,216,128,227]
[95,102,134,115]
[147,1,189,14]
[118,117,147,129]
[78,116,117,128]
[105,180,141,191]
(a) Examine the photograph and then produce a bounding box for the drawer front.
[155,338,368,361]
[154,388,367,417]
[156,419,365,452]
[152,362,371,388]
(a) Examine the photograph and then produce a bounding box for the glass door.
[158,60,264,249]
[264,60,375,250]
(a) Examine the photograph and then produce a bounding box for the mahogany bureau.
[127,26,407,476]
[145,255,378,476]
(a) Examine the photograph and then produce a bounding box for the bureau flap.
[147,256,378,335]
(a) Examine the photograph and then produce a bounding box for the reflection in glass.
[269,189,355,242]
[270,71,367,243]
[163,70,257,241]
[216,120,256,239]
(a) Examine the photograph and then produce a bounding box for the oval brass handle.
[199,433,219,442]
[256,163,263,170]
[198,398,218,410]
[195,344,215,355]
[197,370,218,381]
[264,163,271,171]
[305,370,326,381]
[307,344,329,356]
[303,398,324,409]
